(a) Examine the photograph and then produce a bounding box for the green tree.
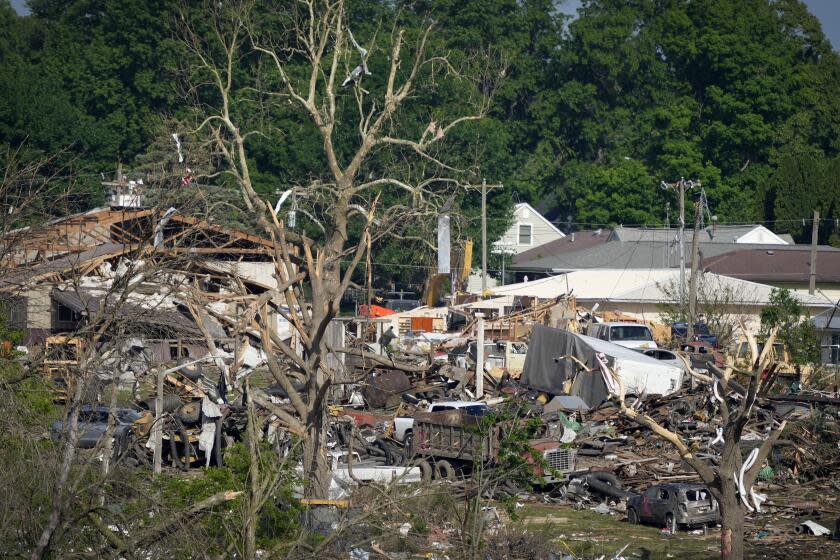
[760,287,820,369]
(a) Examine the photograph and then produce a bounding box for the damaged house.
[0,206,289,384]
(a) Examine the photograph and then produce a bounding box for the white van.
[588,322,658,350]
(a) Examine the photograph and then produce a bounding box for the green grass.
[514,503,720,560]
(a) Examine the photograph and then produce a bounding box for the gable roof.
[513,203,565,237]
[610,225,789,245]
[512,239,812,273]
[512,225,834,276]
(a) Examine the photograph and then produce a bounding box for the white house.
[493,203,565,256]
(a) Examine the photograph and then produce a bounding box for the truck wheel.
[627,508,639,524]
[436,460,455,481]
[403,432,414,460]
[418,460,433,484]
[374,438,395,465]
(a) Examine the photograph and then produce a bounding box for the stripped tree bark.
[608,324,786,560]
[179,0,501,499]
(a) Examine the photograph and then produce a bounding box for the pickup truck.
[410,408,576,484]
[393,401,489,447]
[588,322,658,350]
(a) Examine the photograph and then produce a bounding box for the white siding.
[493,203,564,255]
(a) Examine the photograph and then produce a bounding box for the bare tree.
[658,272,758,348]
[0,156,251,557]
[609,324,786,560]
[180,0,500,498]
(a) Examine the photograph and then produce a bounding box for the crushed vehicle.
[296,450,422,500]
[51,405,142,457]
[522,326,684,409]
[409,407,576,484]
[627,483,719,531]
[588,322,658,350]
[680,341,725,372]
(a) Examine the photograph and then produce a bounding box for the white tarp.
[581,333,683,396]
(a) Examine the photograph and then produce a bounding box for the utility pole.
[809,209,820,294]
[476,179,503,294]
[481,179,487,293]
[475,313,485,398]
[153,367,164,474]
[661,178,699,320]
[688,200,702,340]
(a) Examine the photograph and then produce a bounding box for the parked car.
[627,483,719,531]
[588,322,658,350]
[671,322,718,347]
[51,405,141,455]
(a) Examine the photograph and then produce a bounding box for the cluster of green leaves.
[1,0,839,264]
[543,0,840,236]
[0,361,61,554]
[156,441,301,551]
[760,287,820,366]
[474,400,549,491]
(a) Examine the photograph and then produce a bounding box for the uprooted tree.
[608,325,786,560]
[180,0,500,498]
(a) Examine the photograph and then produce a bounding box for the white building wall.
[494,203,564,256]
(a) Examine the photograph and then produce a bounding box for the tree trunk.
[302,400,330,499]
[245,386,259,559]
[99,370,121,506]
[719,485,744,560]
[31,374,88,560]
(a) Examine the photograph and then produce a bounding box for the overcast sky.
[7,0,839,50]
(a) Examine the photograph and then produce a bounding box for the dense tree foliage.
[1,0,838,249]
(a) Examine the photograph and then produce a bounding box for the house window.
[56,303,80,323]
[1,296,26,329]
[824,334,840,365]
[518,224,532,245]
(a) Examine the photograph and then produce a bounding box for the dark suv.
[671,322,718,347]
[627,483,719,531]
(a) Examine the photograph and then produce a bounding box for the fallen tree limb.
[94,490,243,559]
[764,394,840,405]
[250,388,306,436]
[329,345,429,372]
